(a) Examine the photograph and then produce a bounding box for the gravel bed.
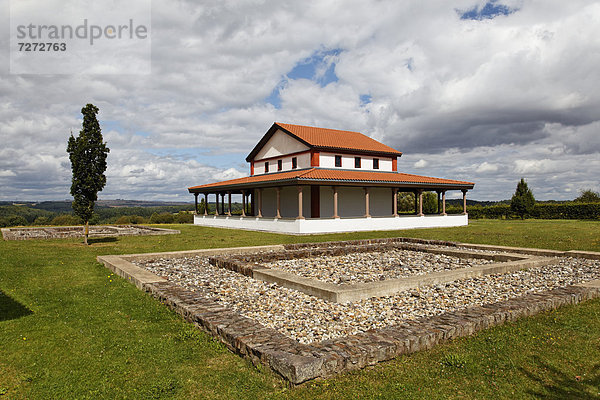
[136,255,600,344]
[262,249,494,284]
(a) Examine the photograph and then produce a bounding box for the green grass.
[1,219,599,399]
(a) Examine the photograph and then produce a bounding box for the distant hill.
[0,199,193,214]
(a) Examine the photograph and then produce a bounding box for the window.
[292,157,297,169]
[264,161,269,173]
[373,158,379,169]
[277,159,283,171]
[335,155,342,167]
[354,157,361,168]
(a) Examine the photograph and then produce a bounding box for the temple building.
[188,122,474,234]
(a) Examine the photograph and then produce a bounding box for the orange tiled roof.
[276,123,402,155]
[188,168,474,191]
[246,123,402,161]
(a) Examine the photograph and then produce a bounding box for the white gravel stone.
[135,250,600,344]
[262,249,494,284]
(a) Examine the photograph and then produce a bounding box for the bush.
[423,192,438,214]
[175,211,193,224]
[464,203,600,220]
[574,189,600,203]
[33,216,51,225]
[51,214,82,226]
[114,216,132,225]
[149,212,175,224]
[0,215,28,227]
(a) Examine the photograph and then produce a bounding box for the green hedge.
[463,203,600,220]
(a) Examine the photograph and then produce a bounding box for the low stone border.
[97,239,600,384]
[209,243,551,303]
[1,225,180,241]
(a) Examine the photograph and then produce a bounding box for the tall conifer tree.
[510,178,535,219]
[67,104,109,244]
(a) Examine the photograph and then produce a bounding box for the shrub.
[51,214,82,226]
[3,215,28,226]
[149,212,175,224]
[397,192,415,212]
[175,211,193,224]
[574,189,600,203]
[0,215,28,227]
[423,192,438,214]
[130,215,147,224]
[33,216,51,225]
[114,216,132,225]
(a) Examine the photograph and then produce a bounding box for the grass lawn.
[1,219,600,399]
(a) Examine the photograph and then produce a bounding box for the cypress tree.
[66,104,110,244]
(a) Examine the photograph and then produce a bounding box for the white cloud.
[476,162,499,173]
[1,0,599,201]
[413,159,429,168]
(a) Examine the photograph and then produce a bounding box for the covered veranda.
[188,169,474,234]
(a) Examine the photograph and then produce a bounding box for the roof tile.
[188,168,474,191]
[276,123,402,156]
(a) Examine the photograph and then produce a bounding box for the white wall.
[320,152,394,171]
[255,129,309,160]
[253,151,311,175]
[193,214,469,234]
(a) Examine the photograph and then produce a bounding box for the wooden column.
[418,189,424,217]
[276,188,281,219]
[392,188,398,216]
[215,193,219,216]
[257,189,263,218]
[227,191,232,216]
[332,186,339,219]
[241,191,246,217]
[364,187,371,218]
[194,193,199,214]
[414,191,418,215]
[204,193,208,216]
[441,191,447,216]
[462,189,468,215]
[297,186,304,219]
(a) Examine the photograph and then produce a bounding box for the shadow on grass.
[521,355,600,399]
[88,237,118,244]
[0,290,33,322]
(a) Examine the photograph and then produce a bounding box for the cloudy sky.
[1,0,599,202]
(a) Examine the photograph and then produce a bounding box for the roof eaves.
[245,122,315,162]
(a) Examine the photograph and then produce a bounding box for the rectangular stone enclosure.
[2,225,180,240]
[97,237,600,384]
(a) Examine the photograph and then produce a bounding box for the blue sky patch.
[460,1,517,20]
[359,94,372,106]
[265,48,342,108]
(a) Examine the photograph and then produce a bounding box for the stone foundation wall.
[97,239,600,385]
[2,225,180,241]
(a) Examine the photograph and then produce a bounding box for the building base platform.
[192,214,468,234]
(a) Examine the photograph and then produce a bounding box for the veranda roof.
[188,168,474,193]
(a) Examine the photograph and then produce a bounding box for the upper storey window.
[354,157,361,168]
[335,155,342,167]
[264,161,269,173]
[373,158,379,169]
[292,157,297,169]
[277,159,282,171]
